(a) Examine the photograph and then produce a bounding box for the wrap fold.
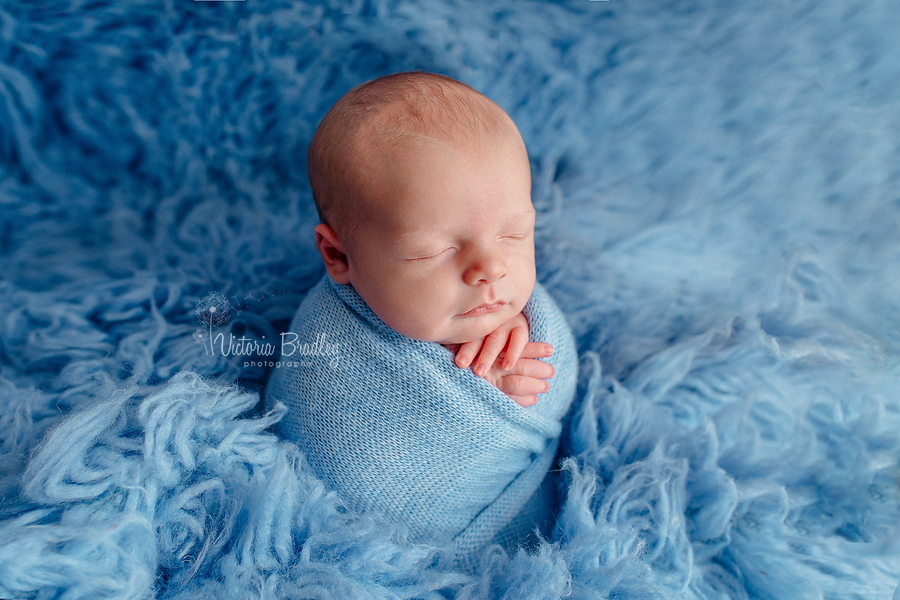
[265,275,577,561]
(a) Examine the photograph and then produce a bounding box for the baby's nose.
[463,246,508,285]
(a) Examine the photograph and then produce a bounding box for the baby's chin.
[436,311,515,345]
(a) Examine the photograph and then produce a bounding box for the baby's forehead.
[338,110,510,198]
[313,74,527,228]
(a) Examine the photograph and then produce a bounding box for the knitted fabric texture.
[264,275,578,560]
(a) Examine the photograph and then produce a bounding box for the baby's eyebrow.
[394,229,441,244]
[505,208,537,226]
[395,209,536,243]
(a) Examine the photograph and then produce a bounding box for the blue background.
[1,0,898,598]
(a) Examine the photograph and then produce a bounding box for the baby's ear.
[314,223,350,284]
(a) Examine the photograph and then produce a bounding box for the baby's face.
[344,131,536,345]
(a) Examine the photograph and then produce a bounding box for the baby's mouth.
[458,301,506,317]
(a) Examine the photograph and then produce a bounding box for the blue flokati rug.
[1,0,899,598]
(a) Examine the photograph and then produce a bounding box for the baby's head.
[309,72,536,345]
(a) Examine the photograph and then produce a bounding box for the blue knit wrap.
[264,275,577,560]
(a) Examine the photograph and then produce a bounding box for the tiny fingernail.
[457,356,470,367]
[475,363,486,376]
[545,345,553,355]
[502,360,512,370]
[543,381,551,392]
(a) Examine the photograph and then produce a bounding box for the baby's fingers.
[473,329,508,377]
[517,341,554,360]
[454,339,484,369]
[499,374,551,398]
[509,357,555,380]
[500,325,530,370]
[507,394,539,407]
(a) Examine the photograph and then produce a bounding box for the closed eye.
[501,233,530,241]
[407,247,456,261]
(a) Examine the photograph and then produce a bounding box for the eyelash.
[410,247,455,261]
[408,234,529,261]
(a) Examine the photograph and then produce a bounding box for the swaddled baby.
[265,72,577,563]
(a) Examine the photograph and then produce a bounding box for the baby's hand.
[481,343,555,407]
[454,312,534,374]
[454,312,555,407]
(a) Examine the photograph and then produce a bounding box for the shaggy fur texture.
[1,0,898,598]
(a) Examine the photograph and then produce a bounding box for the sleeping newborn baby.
[265,71,577,563]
